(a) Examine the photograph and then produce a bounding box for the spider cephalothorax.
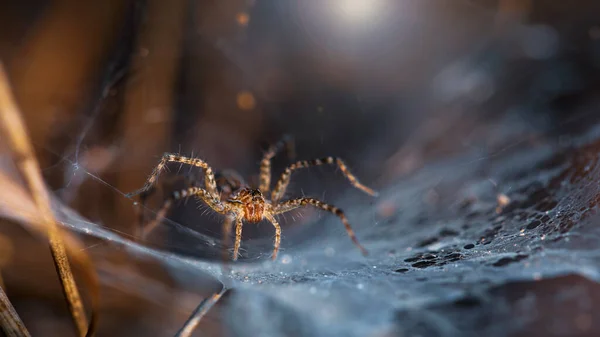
[128,136,378,261]
[229,188,268,224]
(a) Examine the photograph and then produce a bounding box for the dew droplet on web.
[281,254,292,264]
[325,247,335,257]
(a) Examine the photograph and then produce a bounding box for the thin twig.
[0,63,98,337]
[174,287,229,337]
[0,282,31,337]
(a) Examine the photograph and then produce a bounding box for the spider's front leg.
[126,153,219,199]
[232,216,244,261]
[265,214,282,260]
[137,172,201,236]
[139,186,227,239]
[221,214,235,263]
[225,211,281,261]
[274,198,368,256]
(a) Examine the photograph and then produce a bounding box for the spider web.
[5,106,600,337]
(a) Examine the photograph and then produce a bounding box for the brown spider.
[127,137,378,261]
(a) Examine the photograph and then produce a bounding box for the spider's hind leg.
[271,157,378,203]
[259,135,295,193]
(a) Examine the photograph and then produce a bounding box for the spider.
[127,136,378,261]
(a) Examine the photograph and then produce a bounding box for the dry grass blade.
[174,287,229,337]
[0,277,31,337]
[0,63,98,337]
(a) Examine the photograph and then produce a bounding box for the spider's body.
[128,136,378,261]
[230,188,267,224]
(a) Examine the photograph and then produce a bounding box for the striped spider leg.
[258,134,295,193]
[126,153,219,199]
[263,155,377,259]
[126,153,224,239]
[273,197,368,257]
[271,156,378,204]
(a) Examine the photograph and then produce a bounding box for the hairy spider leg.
[140,186,227,239]
[221,214,235,263]
[139,199,172,239]
[265,214,282,260]
[126,153,219,199]
[137,173,199,239]
[274,197,368,256]
[217,215,237,280]
[271,157,378,203]
[259,135,295,193]
[233,216,244,261]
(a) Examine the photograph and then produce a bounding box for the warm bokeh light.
[236,12,250,27]
[236,91,256,110]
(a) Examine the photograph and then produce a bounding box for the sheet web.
[3,107,600,337]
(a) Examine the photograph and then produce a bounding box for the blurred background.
[1,0,600,336]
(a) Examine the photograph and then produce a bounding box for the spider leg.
[127,153,219,199]
[233,216,244,261]
[137,172,200,237]
[139,199,173,239]
[265,214,282,260]
[184,186,228,213]
[221,214,235,263]
[139,186,228,239]
[259,134,295,193]
[271,157,378,204]
[274,198,368,256]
